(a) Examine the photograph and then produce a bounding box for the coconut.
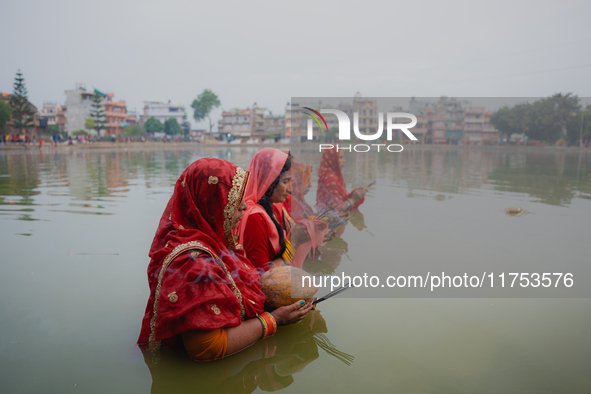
[259,266,318,310]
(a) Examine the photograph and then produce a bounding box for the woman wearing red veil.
[290,161,315,222]
[138,158,312,361]
[317,148,367,211]
[237,149,327,270]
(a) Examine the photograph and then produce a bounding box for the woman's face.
[338,151,346,170]
[269,171,292,203]
[231,200,248,229]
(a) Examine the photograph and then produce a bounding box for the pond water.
[1,146,590,393]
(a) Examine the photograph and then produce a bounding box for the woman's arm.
[183,300,314,360]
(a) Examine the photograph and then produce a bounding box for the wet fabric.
[182,328,228,361]
[316,147,365,210]
[138,158,266,346]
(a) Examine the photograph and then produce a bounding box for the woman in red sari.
[317,148,367,211]
[236,149,292,271]
[237,149,328,270]
[138,158,312,361]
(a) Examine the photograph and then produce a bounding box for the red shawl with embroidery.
[138,158,265,345]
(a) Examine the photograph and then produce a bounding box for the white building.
[141,101,188,126]
[65,84,95,133]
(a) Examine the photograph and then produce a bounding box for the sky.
[1,0,590,129]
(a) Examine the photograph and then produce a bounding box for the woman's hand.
[351,188,367,203]
[271,300,314,326]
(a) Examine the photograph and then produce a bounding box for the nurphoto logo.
[303,107,419,152]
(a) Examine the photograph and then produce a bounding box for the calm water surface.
[1,146,590,393]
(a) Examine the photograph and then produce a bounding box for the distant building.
[436,97,464,142]
[217,104,266,141]
[37,102,68,133]
[141,101,188,127]
[65,84,129,136]
[64,84,95,134]
[56,105,67,132]
[104,93,128,136]
[263,112,285,140]
[463,107,485,145]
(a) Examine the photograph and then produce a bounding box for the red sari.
[236,148,289,271]
[316,148,365,210]
[138,158,266,352]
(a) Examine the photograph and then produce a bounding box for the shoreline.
[1,141,590,153]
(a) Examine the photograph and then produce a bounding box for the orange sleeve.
[182,328,228,361]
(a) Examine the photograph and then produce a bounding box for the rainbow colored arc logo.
[302,107,328,131]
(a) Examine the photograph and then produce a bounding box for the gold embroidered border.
[149,241,246,349]
[223,167,249,250]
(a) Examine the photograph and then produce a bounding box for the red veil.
[138,158,265,346]
[291,161,315,221]
[237,148,289,256]
[316,147,365,210]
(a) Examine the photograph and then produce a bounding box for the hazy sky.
[1,0,590,128]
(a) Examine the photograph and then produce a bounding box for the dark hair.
[257,157,292,259]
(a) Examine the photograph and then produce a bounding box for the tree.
[47,124,60,135]
[181,121,191,136]
[164,117,181,135]
[490,106,512,140]
[125,125,144,136]
[566,107,591,144]
[191,89,221,133]
[490,94,581,142]
[85,118,95,133]
[89,92,107,134]
[10,70,35,134]
[0,99,13,133]
[71,129,88,136]
[144,116,164,134]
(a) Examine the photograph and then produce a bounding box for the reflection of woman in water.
[317,148,367,211]
[138,158,312,361]
[142,310,352,394]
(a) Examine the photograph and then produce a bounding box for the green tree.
[191,89,221,133]
[144,116,164,134]
[89,92,107,134]
[0,99,13,133]
[47,124,60,135]
[490,106,512,140]
[566,107,591,144]
[125,125,144,136]
[181,121,191,135]
[10,70,35,134]
[164,117,181,135]
[85,118,95,133]
[71,129,88,136]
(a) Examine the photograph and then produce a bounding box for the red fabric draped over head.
[316,147,365,210]
[237,148,288,256]
[291,161,315,221]
[138,158,266,345]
